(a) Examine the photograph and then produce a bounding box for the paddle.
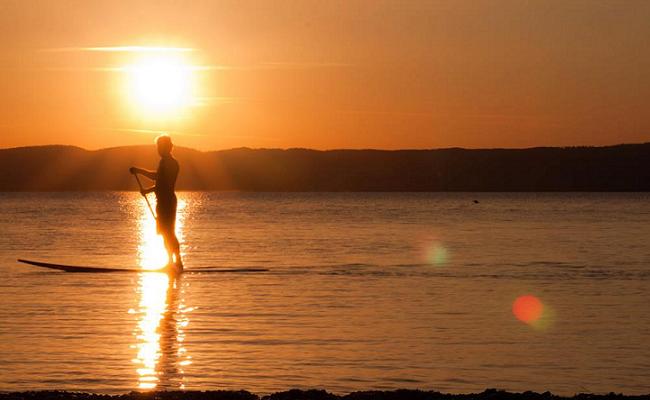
[132,172,157,220]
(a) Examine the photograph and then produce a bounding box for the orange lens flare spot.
[512,295,544,324]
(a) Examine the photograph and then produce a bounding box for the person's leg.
[162,232,174,265]
[157,201,176,267]
[169,199,182,269]
[157,198,181,271]
[170,233,183,269]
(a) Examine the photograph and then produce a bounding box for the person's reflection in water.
[157,275,189,390]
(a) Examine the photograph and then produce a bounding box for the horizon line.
[1,141,649,154]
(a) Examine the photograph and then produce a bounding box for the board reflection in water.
[132,196,191,389]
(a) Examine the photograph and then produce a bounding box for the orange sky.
[1,0,649,151]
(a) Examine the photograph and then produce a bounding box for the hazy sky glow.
[1,0,649,150]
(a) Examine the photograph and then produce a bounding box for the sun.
[124,54,195,118]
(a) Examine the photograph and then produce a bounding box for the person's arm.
[129,167,157,180]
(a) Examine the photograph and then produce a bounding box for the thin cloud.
[189,63,352,71]
[110,128,209,137]
[38,66,123,72]
[38,65,230,73]
[36,63,348,73]
[337,110,554,121]
[195,96,249,106]
[41,46,195,53]
[36,47,350,72]
[214,62,353,71]
[338,110,434,117]
[262,62,352,68]
[188,65,234,71]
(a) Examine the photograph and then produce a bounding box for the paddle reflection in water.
[132,196,191,389]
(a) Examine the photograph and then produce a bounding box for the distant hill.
[1,143,649,191]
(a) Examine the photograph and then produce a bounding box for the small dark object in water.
[473,200,479,204]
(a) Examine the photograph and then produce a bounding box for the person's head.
[156,134,173,157]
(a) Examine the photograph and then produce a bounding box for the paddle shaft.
[133,173,157,220]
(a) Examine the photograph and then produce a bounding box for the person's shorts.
[156,197,177,236]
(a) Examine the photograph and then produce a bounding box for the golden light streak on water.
[132,195,191,389]
[134,273,169,389]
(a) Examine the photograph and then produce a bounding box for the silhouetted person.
[130,135,183,272]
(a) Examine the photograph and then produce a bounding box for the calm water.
[0,192,649,395]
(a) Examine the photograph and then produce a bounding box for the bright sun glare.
[125,54,194,117]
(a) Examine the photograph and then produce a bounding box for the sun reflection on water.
[132,195,191,390]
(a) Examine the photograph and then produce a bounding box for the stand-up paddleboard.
[17,259,269,274]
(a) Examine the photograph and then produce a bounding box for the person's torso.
[155,156,179,201]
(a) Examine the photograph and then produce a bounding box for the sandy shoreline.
[1,389,648,400]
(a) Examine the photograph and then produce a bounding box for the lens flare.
[512,294,554,330]
[513,295,543,324]
[424,240,449,266]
